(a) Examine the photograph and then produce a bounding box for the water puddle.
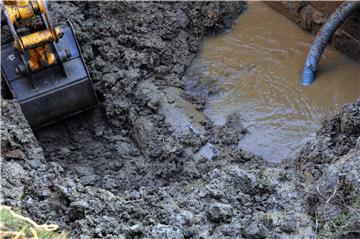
[186,2,359,162]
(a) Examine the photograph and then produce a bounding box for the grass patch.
[0,205,67,239]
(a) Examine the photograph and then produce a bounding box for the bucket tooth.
[1,22,98,130]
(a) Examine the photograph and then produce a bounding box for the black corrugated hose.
[300,1,360,86]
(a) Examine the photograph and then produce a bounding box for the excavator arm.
[1,0,98,129]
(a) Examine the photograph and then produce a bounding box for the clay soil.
[1,2,359,239]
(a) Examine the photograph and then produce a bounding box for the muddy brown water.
[187,2,359,162]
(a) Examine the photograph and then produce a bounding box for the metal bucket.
[1,22,98,129]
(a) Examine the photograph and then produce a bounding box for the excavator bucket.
[1,0,97,130]
[1,22,98,129]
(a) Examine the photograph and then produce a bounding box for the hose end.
[300,68,315,86]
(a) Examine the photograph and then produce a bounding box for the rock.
[125,224,144,238]
[243,221,266,239]
[70,201,89,220]
[4,149,25,159]
[175,210,194,226]
[27,158,42,169]
[176,9,189,29]
[226,166,258,194]
[151,224,184,239]
[206,203,233,223]
[133,117,162,158]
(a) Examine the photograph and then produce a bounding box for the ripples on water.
[186,2,360,162]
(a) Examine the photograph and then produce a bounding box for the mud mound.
[299,98,360,180]
[0,98,315,237]
[299,99,360,238]
[40,155,314,238]
[0,1,240,194]
[31,1,247,193]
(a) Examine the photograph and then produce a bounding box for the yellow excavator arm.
[1,0,98,129]
[2,0,64,72]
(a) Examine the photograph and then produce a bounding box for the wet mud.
[1,2,359,239]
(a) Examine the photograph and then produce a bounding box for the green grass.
[0,205,68,239]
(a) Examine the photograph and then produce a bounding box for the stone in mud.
[151,224,184,239]
[69,201,89,220]
[3,149,25,159]
[132,117,163,158]
[206,202,233,223]
[176,9,189,30]
[226,166,261,195]
[124,224,145,238]
[175,210,194,226]
[243,221,267,239]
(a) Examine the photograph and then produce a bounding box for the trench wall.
[266,1,360,62]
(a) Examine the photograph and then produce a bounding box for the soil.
[1,2,359,239]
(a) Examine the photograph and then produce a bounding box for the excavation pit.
[1,2,359,238]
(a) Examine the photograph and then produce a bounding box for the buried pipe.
[300,1,360,86]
